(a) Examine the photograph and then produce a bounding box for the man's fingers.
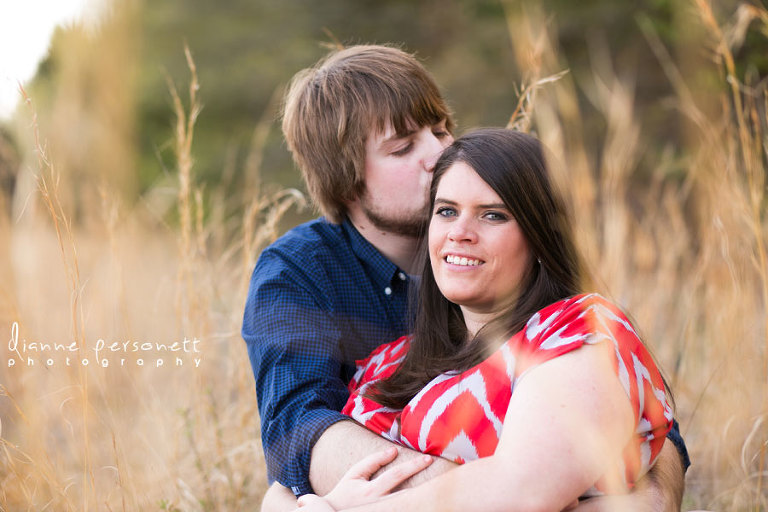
[369,454,434,494]
[295,494,336,511]
[296,493,315,507]
[562,498,580,510]
[343,446,400,481]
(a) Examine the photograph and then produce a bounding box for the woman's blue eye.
[484,211,508,221]
[435,207,456,217]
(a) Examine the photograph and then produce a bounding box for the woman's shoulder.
[532,292,622,316]
[526,293,632,332]
[518,293,638,353]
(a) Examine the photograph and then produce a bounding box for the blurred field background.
[0,0,766,510]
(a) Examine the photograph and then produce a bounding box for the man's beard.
[360,198,429,238]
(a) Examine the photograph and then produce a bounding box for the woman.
[299,128,673,511]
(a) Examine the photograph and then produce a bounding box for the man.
[242,44,688,511]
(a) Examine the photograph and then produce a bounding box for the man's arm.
[243,249,353,496]
[309,420,457,495]
[245,242,445,498]
[574,440,684,512]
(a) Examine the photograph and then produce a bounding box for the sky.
[0,0,95,119]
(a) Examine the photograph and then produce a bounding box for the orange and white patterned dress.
[341,293,673,492]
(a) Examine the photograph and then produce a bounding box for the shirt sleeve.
[666,418,691,471]
[241,249,352,496]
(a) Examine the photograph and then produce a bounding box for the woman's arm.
[338,343,635,512]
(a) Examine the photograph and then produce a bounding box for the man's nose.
[422,131,452,172]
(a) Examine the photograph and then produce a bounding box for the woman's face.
[429,162,532,318]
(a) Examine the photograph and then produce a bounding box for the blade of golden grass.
[19,84,95,511]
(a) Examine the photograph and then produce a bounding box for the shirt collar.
[341,218,404,286]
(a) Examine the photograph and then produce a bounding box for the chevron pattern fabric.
[342,294,673,493]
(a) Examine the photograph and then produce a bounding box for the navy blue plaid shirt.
[242,218,416,496]
[242,218,690,497]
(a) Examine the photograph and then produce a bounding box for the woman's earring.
[537,257,542,265]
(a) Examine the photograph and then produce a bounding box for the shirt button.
[384,287,392,295]
[398,272,406,281]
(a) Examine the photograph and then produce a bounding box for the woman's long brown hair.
[370,128,584,409]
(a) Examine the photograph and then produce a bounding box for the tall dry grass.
[0,26,303,512]
[503,2,768,510]
[0,1,766,511]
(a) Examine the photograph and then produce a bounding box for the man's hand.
[572,441,684,512]
[261,482,300,512]
[309,421,457,495]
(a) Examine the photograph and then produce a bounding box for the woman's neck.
[460,307,498,339]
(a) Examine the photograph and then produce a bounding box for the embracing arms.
[262,420,458,512]
[314,342,636,512]
[310,420,458,494]
[294,423,684,512]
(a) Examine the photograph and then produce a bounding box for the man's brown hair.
[282,44,454,223]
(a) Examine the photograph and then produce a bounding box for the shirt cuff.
[665,419,691,472]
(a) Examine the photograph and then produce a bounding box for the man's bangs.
[372,86,450,137]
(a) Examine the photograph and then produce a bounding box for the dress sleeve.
[242,249,351,496]
[515,294,674,485]
[341,337,411,444]
[512,294,598,374]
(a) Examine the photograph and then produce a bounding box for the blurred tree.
[133,0,522,200]
[10,0,768,223]
[0,126,19,215]
[15,3,139,225]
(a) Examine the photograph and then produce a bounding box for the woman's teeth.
[446,255,481,266]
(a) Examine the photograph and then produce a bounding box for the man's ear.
[344,197,362,221]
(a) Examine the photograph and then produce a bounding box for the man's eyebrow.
[381,129,416,145]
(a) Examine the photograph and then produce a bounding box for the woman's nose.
[448,217,477,243]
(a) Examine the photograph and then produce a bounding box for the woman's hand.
[297,446,434,511]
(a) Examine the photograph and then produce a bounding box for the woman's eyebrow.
[434,198,507,209]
